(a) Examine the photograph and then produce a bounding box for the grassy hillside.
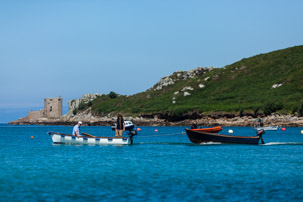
[79,45,303,119]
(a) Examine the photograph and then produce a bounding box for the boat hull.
[185,129,260,145]
[48,132,131,145]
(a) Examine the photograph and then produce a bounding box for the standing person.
[258,117,264,127]
[115,114,125,138]
[73,121,82,137]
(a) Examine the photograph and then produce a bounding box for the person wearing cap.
[73,121,82,137]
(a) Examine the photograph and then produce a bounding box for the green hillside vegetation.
[79,45,303,120]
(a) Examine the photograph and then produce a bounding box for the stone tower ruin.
[44,96,62,118]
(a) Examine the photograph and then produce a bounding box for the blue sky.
[1,0,303,123]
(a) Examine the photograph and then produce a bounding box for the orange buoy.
[155,129,158,132]
[281,128,286,131]
[137,128,141,131]
[31,136,34,139]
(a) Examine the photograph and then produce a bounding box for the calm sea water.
[0,124,303,201]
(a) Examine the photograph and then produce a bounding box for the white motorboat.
[253,126,279,131]
[111,121,135,131]
[48,131,137,145]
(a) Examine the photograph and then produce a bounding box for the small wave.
[199,142,223,145]
[263,142,303,146]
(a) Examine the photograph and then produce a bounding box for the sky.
[1,0,303,123]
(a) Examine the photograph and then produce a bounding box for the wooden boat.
[48,131,137,145]
[185,129,265,145]
[253,125,279,131]
[191,126,222,133]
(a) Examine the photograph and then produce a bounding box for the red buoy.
[281,128,286,131]
[137,128,141,131]
[155,129,158,132]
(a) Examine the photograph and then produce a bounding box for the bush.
[73,109,77,115]
[167,107,188,122]
[78,102,86,110]
[264,102,283,116]
[253,107,260,117]
[109,91,117,99]
[291,106,298,114]
[299,104,303,117]
[87,101,92,107]
[170,108,185,117]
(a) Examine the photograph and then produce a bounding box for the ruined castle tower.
[44,96,62,118]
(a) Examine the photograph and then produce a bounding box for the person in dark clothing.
[115,113,125,138]
[258,117,264,127]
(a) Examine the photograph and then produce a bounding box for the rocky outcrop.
[151,66,213,91]
[272,83,283,89]
[154,76,175,91]
[66,94,103,117]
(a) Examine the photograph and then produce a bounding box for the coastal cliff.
[9,45,303,126]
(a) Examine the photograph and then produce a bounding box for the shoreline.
[8,114,303,127]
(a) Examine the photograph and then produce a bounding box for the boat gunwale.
[191,126,223,132]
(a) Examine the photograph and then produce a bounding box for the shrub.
[253,107,260,117]
[299,104,303,117]
[109,91,117,99]
[264,102,283,116]
[291,106,298,114]
[239,109,244,117]
[73,109,77,115]
[167,107,188,121]
[78,102,86,110]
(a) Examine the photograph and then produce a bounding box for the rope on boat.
[138,132,186,138]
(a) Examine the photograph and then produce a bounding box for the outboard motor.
[129,130,138,136]
[256,129,265,144]
[128,129,138,144]
[257,129,265,136]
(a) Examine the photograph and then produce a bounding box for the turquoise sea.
[1,124,303,201]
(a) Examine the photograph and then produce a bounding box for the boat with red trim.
[185,128,265,145]
[191,126,223,133]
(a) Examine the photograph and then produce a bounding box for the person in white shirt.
[72,121,82,137]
